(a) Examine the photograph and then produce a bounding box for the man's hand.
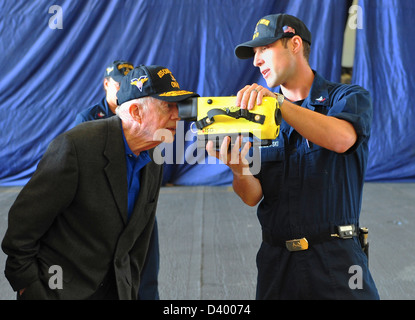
[206,135,251,176]
[236,84,276,110]
[236,83,357,153]
[206,135,263,206]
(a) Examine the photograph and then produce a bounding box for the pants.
[138,219,160,300]
[256,237,380,299]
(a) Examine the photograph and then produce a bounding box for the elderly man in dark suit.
[1,65,198,300]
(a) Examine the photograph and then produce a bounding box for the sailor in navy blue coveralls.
[74,61,160,300]
[209,13,380,300]
[254,72,379,299]
[75,97,115,123]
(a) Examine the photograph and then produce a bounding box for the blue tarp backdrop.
[0,0,414,186]
[353,0,415,181]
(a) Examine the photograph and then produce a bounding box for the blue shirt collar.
[306,71,330,107]
[277,70,330,107]
[103,98,116,117]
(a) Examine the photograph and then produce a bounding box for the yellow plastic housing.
[195,96,281,141]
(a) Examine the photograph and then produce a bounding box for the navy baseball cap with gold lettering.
[117,65,199,105]
[235,14,312,59]
[104,60,134,82]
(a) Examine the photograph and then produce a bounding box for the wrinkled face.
[139,98,180,143]
[253,39,296,88]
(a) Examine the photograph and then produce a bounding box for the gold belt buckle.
[286,238,309,251]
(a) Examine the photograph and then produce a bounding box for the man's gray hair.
[115,97,152,121]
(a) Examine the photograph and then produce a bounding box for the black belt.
[262,225,358,252]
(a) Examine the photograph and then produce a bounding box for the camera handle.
[194,108,266,130]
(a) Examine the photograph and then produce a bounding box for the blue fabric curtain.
[353,0,415,181]
[1,0,353,186]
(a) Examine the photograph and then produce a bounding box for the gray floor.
[0,183,414,300]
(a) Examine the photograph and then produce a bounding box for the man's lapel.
[103,117,128,225]
[127,158,158,227]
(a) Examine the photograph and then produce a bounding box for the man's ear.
[129,103,143,124]
[291,35,303,54]
[103,78,110,92]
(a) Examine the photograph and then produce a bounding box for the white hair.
[115,97,152,121]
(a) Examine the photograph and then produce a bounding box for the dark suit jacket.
[1,116,163,299]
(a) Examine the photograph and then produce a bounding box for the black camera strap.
[194,108,266,130]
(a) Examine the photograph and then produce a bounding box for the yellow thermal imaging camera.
[177,96,282,148]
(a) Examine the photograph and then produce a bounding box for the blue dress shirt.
[121,130,151,220]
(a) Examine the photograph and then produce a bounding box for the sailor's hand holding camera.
[206,135,250,175]
[205,83,269,206]
[206,133,263,206]
[236,83,275,110]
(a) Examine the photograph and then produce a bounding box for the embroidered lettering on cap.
[117,63,133,70]
[117,63,134,75]
[157,68,172,78]
[252,18,271,40]
[257,18,270,26]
